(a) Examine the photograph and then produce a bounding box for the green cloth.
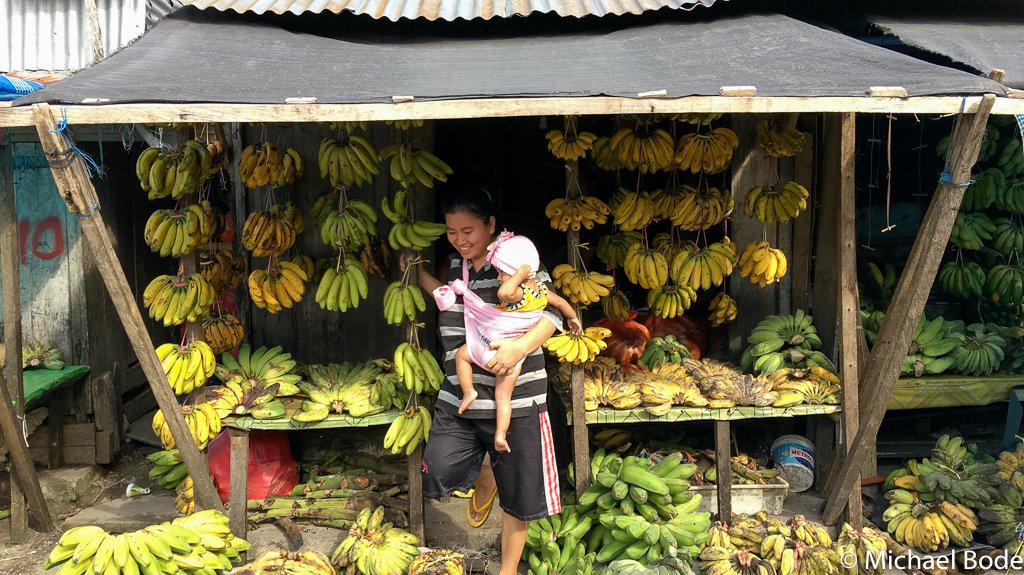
[22,365,90,405]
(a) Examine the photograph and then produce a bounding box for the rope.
[46,106,102,216]
[937,97,976,188]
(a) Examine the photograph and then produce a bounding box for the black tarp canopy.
[14,7,1007,107]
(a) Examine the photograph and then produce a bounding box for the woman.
[414,189,562,575]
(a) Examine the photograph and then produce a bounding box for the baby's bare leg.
[493,365,521,453]
[455,345,478,414]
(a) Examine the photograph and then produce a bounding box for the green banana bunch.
[393,342,444,394]
[315,256,370,312]
[962,167,1004,211]
[950,211,996,251]
[937,259,986,300]
[596,231,643,270]
[997,137,1024,178]
[142,273,216,328]
[320,199,379,252]
[637,335,694,370]
[383,281,427,326]
[379,142,453,189]
[22,342,64,370]
[382,404,432,455]
[992,215,1024,257]
[318,134,382,189]
[950,323,1006,376]
[381,189,447,250]
[135,140,213,200]
[995,181,1024,214]
[215,343,303,396]
[937,124,1000,162]
[860,310,886,346]
[331,506,421,575]
[143,204,212,258]
[147,449,189,490]
[899,316,960,377]
[739,310,834,376]
[987,263,1024,306]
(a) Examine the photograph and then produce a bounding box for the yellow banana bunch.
[315,256,369,312]
[608,127,676,173]
[393,342,445,394]
[276,148,304,187]
[242,208,297,257]
[155,341,217,395]
[296,361,405,422]
[674,127,739,174]
[744,182,810,224]
[270,201,305,234]
[738,241,788,287]
[238,141,289,189]
[318,134,381,188]
[381,189,447,250]
[382,404,433,455]
[175,474,195,515]
[669,241,736,291]
[583,374,642,410]
[152,401,222,450]
[591,136,623,171]
[543,327,611,365]
[332,506,422,575]
[320,199,379,252]
[835,523,890,575]
[670,185,734,230]
[290,254,315,283]
[248,260,309,313]
[708,293,738,327]
[646,284,697,318]
[199,249,246,293]
[545,118,597,161]
[201,311,245,355]
[383,281,427,325]
[675,113,722,125]
[756,120,805,157]
[544,195,610,231]
[380,141,453,189]
[610,187,657,231]
[135,140,213,200]
[143,204,211,258]
[596,231,642,269]
[771,367,841,407]
[205,139,228,176]
[623,243,669,289]
[143,273,216,327]
[552,264,615,305]
[237,550,336,575]
[601,288,632,322]
[359,241,391,281]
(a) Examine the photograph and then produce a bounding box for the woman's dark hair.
[441,187,502,224]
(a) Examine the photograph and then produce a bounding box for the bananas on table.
[295,361,406,423]
[740,310,834,376]
[215,343,303,396]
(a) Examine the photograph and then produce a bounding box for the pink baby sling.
[433,259,544,371]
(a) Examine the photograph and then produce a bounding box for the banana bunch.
[630,365,708,412]
[379,141,452,189]
[408,548,465,575]
[977,504,1024,555]
[296,362,405,422]
[271,201,306,235]
[592,136,624,171]
[204,140,229,176]
[601,289,632,323]
[545,326,612,365]
[277,148,305,187]
[143,273,216,327]
[199,250,246,293]
[699,547,778,575]
[937,124,1000,162]
[205,378,288,420]
[383,281,427,325]
[648,235,688,269]
[315,256,370,312]
[290,254,315,283]
[670,241,736,291]
[770,367,841,407]
[899,316,961,377]
[637,336,694,370]
[143,204,211,258]
[675,113,722,125]
[320,199,379,252]
[155,341,217,395]
[242,209,297,257]
[950,322,1006,376]
[950,211,996,251]
[583,376,641,411]
[608,127,676,173]
[834,523,891,575]
[674,127,739,174]
[743,182,810,224]
[202,311,245,355]
[646,285,697,319]
[883,493,978,551]
[552,264,615,305]
[679,358,747,408]
[738,241,788,287]
[544,196,611,231]
[995,440,1024,490]
[393,342,445,394]
[524,510,596,575]
[239,142,301,189]
[624,243,669,289]
[381,190,447,250]
[709,293,738,327]
[937,260,986,300]
[992,216,1024,257]
[151,402,222,450]
[546,121,598,161]
[215,343,303,395]
[382,404,433,455]
[755,120,804,157]
[611,188,657,231]
[175,474,195,515]
[248,260,309,313]
[997,137,1024,177]
[318,135,382,189]
[596,231,643,269]
[21,342,64,370]
[590,429,634,453]
[668,185,734,231]
[962,167,1004,211]
[332,506,421,575]
[135,140,213,199]
[995,181,1024,214]
[234,550,336,575]
[740,310,834,376]
[987,263,1024,305]
[359,240,391,281]
[147,449,188,490]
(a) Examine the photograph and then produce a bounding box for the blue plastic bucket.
[771,435,815,492]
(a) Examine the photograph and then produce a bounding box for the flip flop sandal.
[466,487,497,528]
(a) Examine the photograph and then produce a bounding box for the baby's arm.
[546,290,582,333]
[496,265,532,304]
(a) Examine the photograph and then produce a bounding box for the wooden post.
[565,146,590,497]
[407,446,425,541]
[0,137,53,537]
[823,95,996,524]
[714,421,732,519]
[31,103,224,513]
[228,428,249,539]
[228,123,251,336]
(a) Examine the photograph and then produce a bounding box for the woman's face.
[445,210,496,262]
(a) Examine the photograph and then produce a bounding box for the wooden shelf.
[889,375,1023,410]
[223,401,401,430]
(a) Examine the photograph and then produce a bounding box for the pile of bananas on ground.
[675,126,739,174]
[638,335,694,370]
[215,343,303,395]
[393,341,445,394]
[295,361,406,422]
[546,117,598,161]
[155,341,217,395]
[380,141,452,189]
[770,367,841,407]
[383,280,427,326]
[144,204,214,258]
[738,241,788,287]
[318,135,381,189]
[381,189,447,250]
[408,549,465,575]
[331,506,421,575]
[544,326,613,365]
[596,231,643,269]
[740,310,834,376]
[242,208,297,257]
[382,403,433,455]
[608,127,676,174]
[553,263,615,305]
[320,199,378,252]
[701,514,839,575]
[147,449,188,490]
[233,550,335,575]
[624,243,669,289]
[628,364,708,413]
[709,293,738,327]
[21,342,64,370]
[135,140,213,199]
[248,259,309,313]
[315,255,370,312]
[199,250,246,293]
[938,259,986,300]
[143,273,216,327]
[151,401,222,450]
[545,195,611,232]
[669,241,736,292]
[202,311,245,355]
[611,188,657,231]
[43,511,249,575]
[239,142,303,189]
[950,211,995,251]
[755,120,804,157]
[522,507,597,575]
[743,182,810,224]
[248,481,407,528]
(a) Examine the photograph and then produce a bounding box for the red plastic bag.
[207,430,299,503]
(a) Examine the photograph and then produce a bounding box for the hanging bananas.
[950,211,996,251]
[623,243,669,289]
[360,241,391,281]
[646,285,697,319]
[147,449,188,490]
[315,256,370,312]
[238,142,302,189]
[552,264,615,306]
[669,241,736,291]
[937,259,986,300]
[242,208,297,257]
[151,402,222,450]
[382,404,434,455]
[669,185,734,231]
[674,127,739,174]
[709,293,738,327]
[248,260,309,313]
[381,189,447,250]
[755,120,805,157]
[601,289,632,323]
[143,204,213,258]
[199,250,246,293]
[546,124,598,161]
[318,134,382,189]
[987,263,1024,305]
[738,241,788,287]
[380,141,452,189]
[143,273,216,327]
[321,199,379,252]
[135,140,213,200]
[607,127,676,173]
[610,188,657,231]
[543,327,611,364]
[743,182,810,224]
[383,281,427,326]
[596,231,643,270]
[393,342,444,394]
[155,341,217,395]
[545,196,611,232]
[201,311,245,355]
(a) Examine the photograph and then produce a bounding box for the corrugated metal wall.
[1,0,147,72]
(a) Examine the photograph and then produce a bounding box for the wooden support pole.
[823,94,996,525]
[0,137,53,537]
[31,103,224,513]
[228,428,249,539]
[407,446,425,541]
[714,421,732,520]
[565,143,590,497]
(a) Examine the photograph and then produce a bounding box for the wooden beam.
[1,96,1022,128]
[714,421,732,520]
[30,103,224,513]
[0,138,53,537]
[407,446,425,541]
[822,94,996,525]
[565,148,590,497]
[228,428,249,539]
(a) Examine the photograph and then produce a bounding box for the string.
[937,97,976,189]
[45,106,102,215]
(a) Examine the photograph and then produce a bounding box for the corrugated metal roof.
[177,0,720,21]
[1,0,147,72]
[147,0,183,28]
